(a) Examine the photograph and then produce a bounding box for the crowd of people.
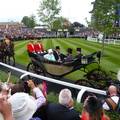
[0,22,120,40]
[0,75,120,120]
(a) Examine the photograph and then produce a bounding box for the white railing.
[87,36,120,45]
[0,62,106,103]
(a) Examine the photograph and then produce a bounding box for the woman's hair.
[83,96,103,120]
[59,88,72,106]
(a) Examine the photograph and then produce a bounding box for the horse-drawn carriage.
[27,51,101,79]
[27,50,120,91]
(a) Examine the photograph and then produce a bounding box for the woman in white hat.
[44,49,56,61]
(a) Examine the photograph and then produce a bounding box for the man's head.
[55,46,60,52]
[59,88,73,107]
[76,48,81,52]
[83,96,102,115]
[56,46,60,50]
[76,48,81,54]
[108,85,118,96]
[67,48,72,54]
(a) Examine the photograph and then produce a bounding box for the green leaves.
[90,0,120,34]
[21,15,36,28]
[37,0,61,28]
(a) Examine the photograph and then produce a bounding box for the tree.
[51,17,71,31]
[37,0,61,28]
[29,15,36,28]
[90,0,120,35]
[21,15,36,28]
[72,22,85,28]
[52,17,63,31]
[90,0,120,54]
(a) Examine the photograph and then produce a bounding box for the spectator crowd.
[0,22,120,40]
[0,72,120,120]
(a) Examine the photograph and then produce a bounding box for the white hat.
[48,49,53,54]
[8,92,37,120]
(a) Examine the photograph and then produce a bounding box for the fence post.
[77,88,86,103]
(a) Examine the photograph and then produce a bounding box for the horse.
[0,40,5,62]
[3,38,15,66]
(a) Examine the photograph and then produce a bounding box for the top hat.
[76,48,81,52]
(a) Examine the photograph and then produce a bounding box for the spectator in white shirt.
[103,85,119,111]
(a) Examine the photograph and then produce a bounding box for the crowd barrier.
[0,62,106,103]
[87,36,120,45]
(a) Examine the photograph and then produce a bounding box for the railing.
[87,36,120,45]
[0,62,106,103]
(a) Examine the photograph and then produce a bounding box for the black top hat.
[67,48,72,54]
[76,48,81,52]
[56,46,60,49]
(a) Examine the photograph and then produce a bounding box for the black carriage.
[27,51,101,79]
[27,51,120,92]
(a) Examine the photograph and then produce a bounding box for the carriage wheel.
[27,62,46,76]
[35,65,46,76]
[27,62,36,73]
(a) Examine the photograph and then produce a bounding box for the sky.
[0,0,94,25]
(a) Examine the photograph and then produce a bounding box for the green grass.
[1,38,120,119]
[0,70,19,83]
[14,38,120,80]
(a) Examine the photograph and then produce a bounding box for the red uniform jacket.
[34,43,44,53]
[27,43,35,53]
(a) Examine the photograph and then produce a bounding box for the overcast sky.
[0,0,94,25]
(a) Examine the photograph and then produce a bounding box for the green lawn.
[14,38,120,80]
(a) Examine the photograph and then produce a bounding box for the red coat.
[27,43,35,53]
[81,112,110,120]
[34,43,44,53]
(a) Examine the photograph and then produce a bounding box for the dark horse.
[0,40,4,62]
[2,38,15,66]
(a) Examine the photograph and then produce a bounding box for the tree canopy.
[90,0,120,35]
[37,0,61,28]
[21,15,36,28]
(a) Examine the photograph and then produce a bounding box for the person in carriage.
[44,49,56,61]
[75,48,83,59]
[34,40,44,54]
[53,46,66,62]
[64,48,73,62]
[74,48,83,64]
[27,40,36,57]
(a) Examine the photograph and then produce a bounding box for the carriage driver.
[34,40,44,54]
[27,41,36,57]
